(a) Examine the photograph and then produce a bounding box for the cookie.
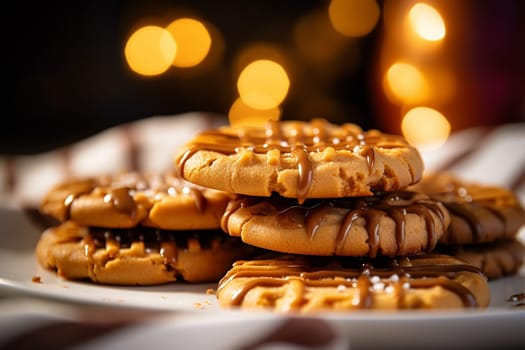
[436,239,525,280]
[40,171,232,230]
[409,172,525,244]
[221,191,450,257]
[216,253,490,312]
[175,118,424,203]
[36,221,255,285]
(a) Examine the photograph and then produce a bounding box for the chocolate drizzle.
[67,226,232,269]
[218,254,484,309]
[222,191,448,257]
[176,119,413,203]
[292,144,313,201]
[441,201,485,241]
[106,187,137,217]
[54,172,209,222]
[361,146,376,174]
[427,184,525,243]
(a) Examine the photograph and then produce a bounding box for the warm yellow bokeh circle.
[237,59,290,110]
[125,26,177,76]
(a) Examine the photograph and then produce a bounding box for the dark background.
[9,0,525,155]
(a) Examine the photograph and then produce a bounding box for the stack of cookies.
[174,118,497,312]
[36,171,255,285]
[35,117,524,313]
[410,172,525,281]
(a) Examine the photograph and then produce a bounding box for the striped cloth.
[1,114,524,208]
[0,112,226,207]
[419,123,525,205]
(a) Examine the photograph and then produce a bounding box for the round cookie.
[436,239,525,280]
[36,221,255,285]
[409,172,525,244]
[40,171,233,230]
[216,253,490,312]
[175,118,424,203]
[221,191,450,257]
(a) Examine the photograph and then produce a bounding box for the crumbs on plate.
[32,275,41,283]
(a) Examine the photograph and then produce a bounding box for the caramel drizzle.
[223,191,447,257]
[106,187,137,217]
[59,172,209,222]
[162,172,209,212]
[76,227,229,269]
[221,196,262,233]
[430,187,523,242]
[218,254,482,309]
[292,144,312,201]
[176,119,410,202]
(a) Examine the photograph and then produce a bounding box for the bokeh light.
[408,3,446,41]
[237,59,290,110]
[401,106,450,150]
[328,0,380,37]
[233,43,289,77]
[384,62,429,104]
[166,18,212,68]
[124,26,177,76]
[293,9,350,66]
[228,97,281,127]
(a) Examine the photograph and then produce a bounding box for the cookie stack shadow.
[174,118,525,312]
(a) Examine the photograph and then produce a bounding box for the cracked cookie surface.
[175,119,424,203]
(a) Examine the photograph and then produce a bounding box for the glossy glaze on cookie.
[176,119,423,202]
[49,172,208,220]
[411,172,525,243]
[217,254,488,310]
[222,191,449,257]
[432,189,525,243]
[39,171,232,229]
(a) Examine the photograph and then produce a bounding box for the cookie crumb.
[507,292,525,307]
[206,288,216,295]
[194,302,203,309]
[32,276,41,283]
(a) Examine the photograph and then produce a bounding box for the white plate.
[0,203,220,312]
[1,203,525,349]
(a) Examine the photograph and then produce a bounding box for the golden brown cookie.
[36,221,255,285]
[409,172,525,244]
[221,191,450,257]
[40,171,233,230]
[216,253,490,312]
[175,119,424,203]
[436,239,525,280]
